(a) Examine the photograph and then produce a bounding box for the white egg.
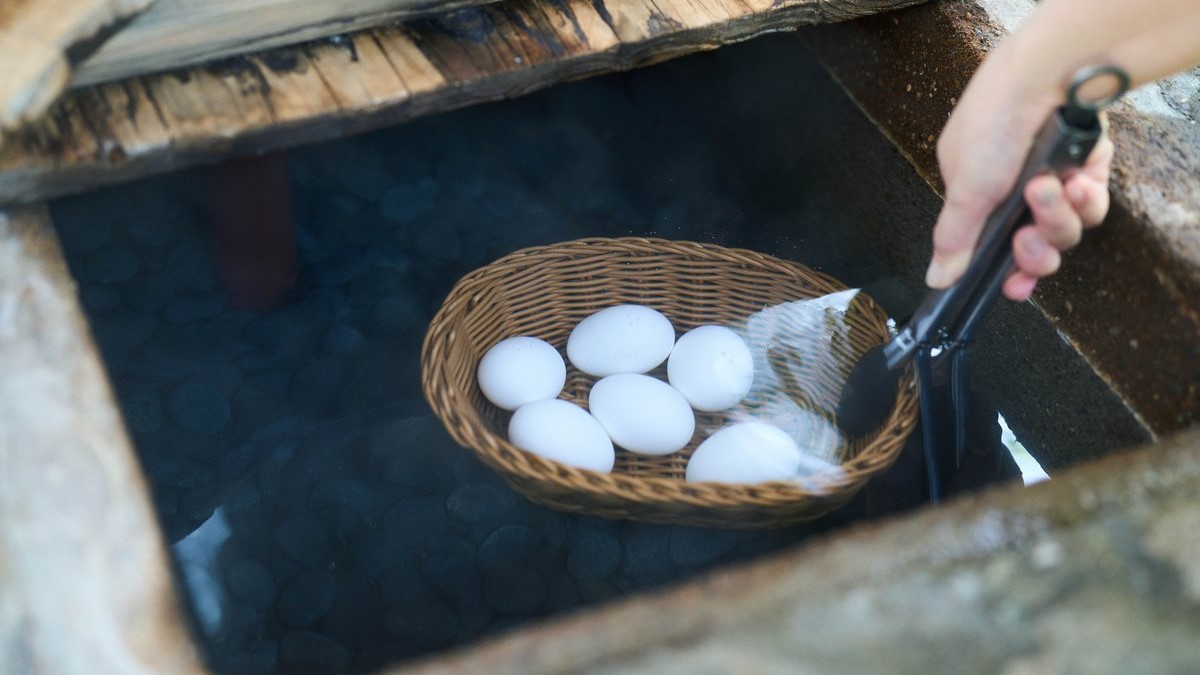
[588,373,695,455]
[477,336,566,410]
[508,399,615,473]
[685,422,804,484]
[566,305,675,376]
[667,325,754,412]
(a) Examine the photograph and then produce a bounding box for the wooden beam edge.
[0,0,929,206]
[0,205,207,675]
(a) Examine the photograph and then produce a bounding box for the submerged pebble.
[420,536,482,608]
[446,483,515,524]
[274,512,333,567]
[277,568,338,628]
[321,324,365,356]
[567,532,622,580]
[483,569,547,614]
[279,631,350,675]
[669,526,738,567]
[225,559,278,610]
[86,246,138,284]
[382,600,460,650]
[308,478,374,531]
[80,285,122,314]
[164,292,225,324]
[121,386,165,435]
[477,525,542,572]
[621,532,675,577]
[168,382,231,435]
[56,215,112,253]
[380,182,438,224]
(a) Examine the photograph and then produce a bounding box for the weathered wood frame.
[2,0,1199,671]
[0,0,158,134]
[0,207,205,675]
[0,0,928,206]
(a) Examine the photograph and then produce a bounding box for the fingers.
[1067,135,1113,227]
[925,191,993,289]
[1012,224,1061,278]
[1003,272,1038,302]
[1066,174,1110,228]
[927,126,1113,299]
[1003,225,1061,302]
[1080,133,1114,184]
[1025,175,1082,249]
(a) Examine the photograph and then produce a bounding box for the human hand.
[925,65,1114,302]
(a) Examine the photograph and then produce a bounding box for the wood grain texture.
[0,0,158,136]
[71,0,503,88]
[0,0,927,205]
[0,206,205,675]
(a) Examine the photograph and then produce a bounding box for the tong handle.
[884,66,1127,367]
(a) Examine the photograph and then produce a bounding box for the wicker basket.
[421,238,918,528]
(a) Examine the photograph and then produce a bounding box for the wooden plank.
[0,205,206,675]
[0,0,159,138]
[0,0,926,205]
[71,0,503,88]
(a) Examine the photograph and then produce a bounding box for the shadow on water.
[49,32,1147,675]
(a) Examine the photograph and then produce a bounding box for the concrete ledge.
[388,427,1200,675]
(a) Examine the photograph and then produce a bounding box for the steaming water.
[47,32,1141,675]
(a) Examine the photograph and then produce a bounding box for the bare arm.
[926,0,1200,300]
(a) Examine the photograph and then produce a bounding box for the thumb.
[925,190,994,289]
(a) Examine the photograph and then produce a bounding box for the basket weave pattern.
[422,238,918,528]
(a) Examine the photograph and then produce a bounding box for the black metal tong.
[836,65,1130,501]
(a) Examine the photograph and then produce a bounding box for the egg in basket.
[420,238,918,528]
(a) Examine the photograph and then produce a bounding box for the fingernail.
[1039,182,1059,207]
[927,250,971,288]
[1023,234,1047,257]
[925,259,946,288]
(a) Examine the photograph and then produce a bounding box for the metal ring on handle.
[1068,65,1131,111]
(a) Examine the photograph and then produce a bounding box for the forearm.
[992,0,1200,107]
